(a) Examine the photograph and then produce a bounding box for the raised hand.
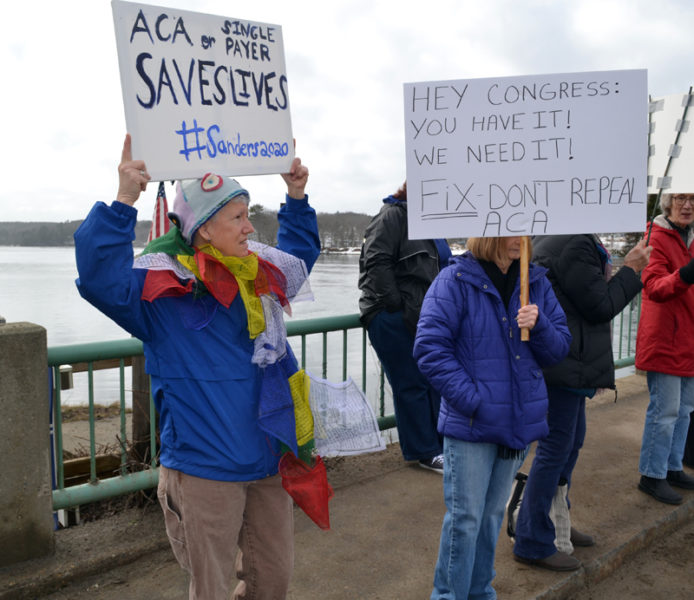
[116,134,150,206]
[281,155,309,200]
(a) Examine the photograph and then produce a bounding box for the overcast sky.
[1,0,692,222]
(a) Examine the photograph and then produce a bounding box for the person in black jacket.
[513,234,650,571]
[358,182,451,472]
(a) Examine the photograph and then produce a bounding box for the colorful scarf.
[177,245,288,339]
[139,229,288,339]
[136,227,314,460]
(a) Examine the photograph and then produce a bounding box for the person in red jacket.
[636,192,694,504]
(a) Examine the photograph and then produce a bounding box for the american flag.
[146,181,171,243]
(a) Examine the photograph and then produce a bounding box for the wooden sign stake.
[520,236,530,342]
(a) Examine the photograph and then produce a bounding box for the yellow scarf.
[176,245,266,339]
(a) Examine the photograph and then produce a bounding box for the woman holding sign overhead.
[414,235,570,599]
[74,135,320,600]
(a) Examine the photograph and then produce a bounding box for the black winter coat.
[358,201,442,335]
[532,234,643,389]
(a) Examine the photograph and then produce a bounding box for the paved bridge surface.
[2,374,694,599]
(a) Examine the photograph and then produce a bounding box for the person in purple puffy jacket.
[414,235,570,600]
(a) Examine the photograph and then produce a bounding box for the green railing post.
[53,366,65,490]
[119,358,127,475]
[87,364,97,484]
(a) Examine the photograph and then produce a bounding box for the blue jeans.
[368,310,442,461]
[639,371,694,478]
[431,437,527,600]
[513,387,586,560]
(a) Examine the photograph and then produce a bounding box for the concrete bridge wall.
[0,322,54,567]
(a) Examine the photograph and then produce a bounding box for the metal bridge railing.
[46,301,641,513]
[47,313,390,512]
[48,338,155,511]
[613,294,642,370]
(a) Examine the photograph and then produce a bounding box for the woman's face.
[669,194,694,229]
[493,236,521,273]
[503,236,522,261]
[198,200,255,257]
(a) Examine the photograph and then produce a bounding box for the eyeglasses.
[672,195,694,207]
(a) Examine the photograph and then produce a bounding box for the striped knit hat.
[170,173,249,244]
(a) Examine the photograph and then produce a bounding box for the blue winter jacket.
[74,197,320,482]
[414,252,571,449]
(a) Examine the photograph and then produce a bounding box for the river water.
[0,245,636,409]
[0,247,361,345]
[0,247,377,407]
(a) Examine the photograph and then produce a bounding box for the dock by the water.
[2,374,693,599]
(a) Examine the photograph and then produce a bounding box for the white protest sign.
[647,91,694,194]
[112,0,293,181]
[403,69,648,239]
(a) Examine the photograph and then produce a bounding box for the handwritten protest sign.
[403,69,648,239]
[112,0,293,180]
[647,91,694,194]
